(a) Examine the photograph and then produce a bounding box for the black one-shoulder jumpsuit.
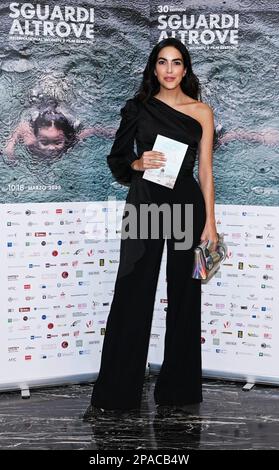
[90,95,206,410]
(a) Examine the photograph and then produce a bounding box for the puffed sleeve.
[107,98,140,187]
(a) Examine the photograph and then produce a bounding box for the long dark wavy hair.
[135,38,202,104]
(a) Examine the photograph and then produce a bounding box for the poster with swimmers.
[148,0,279,385]
[0,1,151,390]
[0,0,149,204]
[150,0,279,206]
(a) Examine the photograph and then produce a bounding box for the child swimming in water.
[2,98,115,161]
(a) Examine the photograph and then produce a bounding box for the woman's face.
[154,46,186,90]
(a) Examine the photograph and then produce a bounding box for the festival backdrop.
[0,0,278,391]
[148,0,279,384]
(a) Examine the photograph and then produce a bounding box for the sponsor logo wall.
[1,201,126,387]
[149,205,279,383]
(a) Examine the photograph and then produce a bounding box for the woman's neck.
[154,88,187,105]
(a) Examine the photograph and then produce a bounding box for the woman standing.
[84,38,218,418]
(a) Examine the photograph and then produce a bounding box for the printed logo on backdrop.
[8,2,95,44]
[154,4,239,50]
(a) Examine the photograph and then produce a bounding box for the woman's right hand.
[131,151,166,171]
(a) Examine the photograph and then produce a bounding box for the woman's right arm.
[107,98,166,185]
[106,98,141,186]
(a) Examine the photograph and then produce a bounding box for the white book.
[142,134,188,189]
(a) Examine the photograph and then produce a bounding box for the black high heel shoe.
[83,403,141,421]
[83,404,106,421]
[155,402,201,416]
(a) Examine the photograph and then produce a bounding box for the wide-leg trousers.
[90,173,206,410]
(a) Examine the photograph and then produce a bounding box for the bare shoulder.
[196,101,213,116]
[180,98,213,127]
[195,102,214,131]
[196,101,213,115]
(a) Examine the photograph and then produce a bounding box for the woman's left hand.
[200,221,219,251]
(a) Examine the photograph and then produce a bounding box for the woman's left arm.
[197,103,219,249]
